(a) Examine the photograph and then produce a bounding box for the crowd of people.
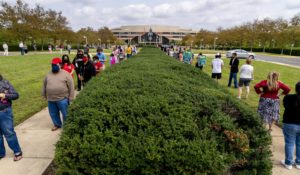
[1,44,299,170]
[0,44,136,162]
[161,45,300,170]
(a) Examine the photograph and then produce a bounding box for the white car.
[226,49,255,59]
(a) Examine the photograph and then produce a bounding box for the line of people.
[163,46,300,170]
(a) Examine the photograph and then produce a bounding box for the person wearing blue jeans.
[228,53,239,88]
[48,98,69,128]
[281,82,300,170]
[42,58,75,131]
[0,74,22,161]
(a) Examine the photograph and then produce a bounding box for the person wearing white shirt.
[2,43,8,56]
[237,56,254,99]
[211,53,224,81]
[19,42,24,55]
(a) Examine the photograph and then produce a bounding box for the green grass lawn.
[194,56,300,124]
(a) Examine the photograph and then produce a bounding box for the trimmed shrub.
[55,47,272,175]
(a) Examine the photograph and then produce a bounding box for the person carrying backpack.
[183,48,193,64]
[196,53,206,70]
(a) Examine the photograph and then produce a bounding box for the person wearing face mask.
[82,57,96,86]
[61,54,75,78]
[42,58,75,131]
[72,50,84,91]
[0,73,23,161]
[93,55,103,76]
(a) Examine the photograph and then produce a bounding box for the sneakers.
[296,164,300,170]
[51,126,60,131]
[281,160,292,170]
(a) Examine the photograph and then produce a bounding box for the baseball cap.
[51,58,62,64]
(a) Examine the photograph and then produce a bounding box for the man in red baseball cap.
[42,57,74,131]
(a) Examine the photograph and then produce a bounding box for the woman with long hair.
[281,82,300,170]
[62,54,75,78]
[254,71,290,132]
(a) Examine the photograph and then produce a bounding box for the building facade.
[111,25,196,45]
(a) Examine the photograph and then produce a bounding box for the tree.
[290,13,300,26]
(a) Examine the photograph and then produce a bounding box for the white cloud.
[119,4,152,20]
[153,3,173,17]
[3,0,300,31]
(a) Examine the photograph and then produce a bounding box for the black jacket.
[83,61,96,83]
[229,57,239,73]
[72,55,84,75]
[283,94,300,125]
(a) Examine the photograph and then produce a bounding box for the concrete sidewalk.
[271,125,299,174]
[0,107,61,175]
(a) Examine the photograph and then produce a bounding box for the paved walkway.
[0,108,298,174]
[0,107,60,175]
[271,125,299,174]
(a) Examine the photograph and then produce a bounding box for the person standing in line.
[96,48,106,70]
[178,51,183,62]
[19,42,24,55]
[195,53,206,70]
[110,53,117,66]
[42,58,74,131]
[281,82,300,170]
[72,50,84,91]
[0,73,22,161]
[237,56,254,99]
[2,42,8,56]
[61,55,75,78]
[183,48,193,64]
[211,53,224,82]
[228,52,239,88]
[82,57,96,86]
[254,71,290,132]
[126,45,132,59]
[93,55,103,76]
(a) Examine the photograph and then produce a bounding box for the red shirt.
[254,80,290,99]
[63,63,75,77]
[94,62,103,72]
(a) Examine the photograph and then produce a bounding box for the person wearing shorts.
[211,53,224,81]
[237,57,254,99]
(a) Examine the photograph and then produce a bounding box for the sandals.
[13,152,22,161]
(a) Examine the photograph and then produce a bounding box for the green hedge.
[55,47,272,175]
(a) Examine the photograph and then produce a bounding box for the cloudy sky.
[4,0,300,31]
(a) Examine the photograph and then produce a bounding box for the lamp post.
[200,39,204,50]
[107,40,110,48]
[271,39,275,48]
[290,43,294,56]
[83,36,87,45]
[98,38,101,47]
[214,37,218,51]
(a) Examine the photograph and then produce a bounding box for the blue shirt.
[97,52,106,64]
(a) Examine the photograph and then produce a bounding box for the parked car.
[226,49,255,59]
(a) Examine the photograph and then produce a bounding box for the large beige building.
[111,25,196,45]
